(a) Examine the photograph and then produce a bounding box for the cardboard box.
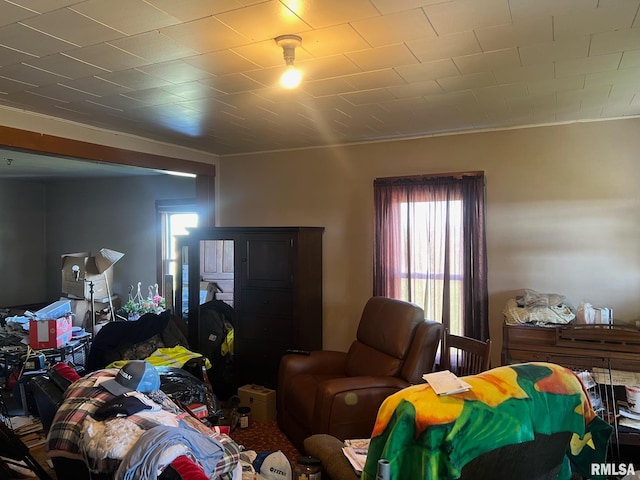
[66,295,121,327]
[238,384,276,422]
[61,249,122,300]
[29,315,73,349]
[34,299,71,320]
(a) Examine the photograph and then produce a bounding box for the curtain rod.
[375,171,484,182]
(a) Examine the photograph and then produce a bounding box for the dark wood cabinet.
[176,227,323,389]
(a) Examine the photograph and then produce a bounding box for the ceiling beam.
[0,125,216,176]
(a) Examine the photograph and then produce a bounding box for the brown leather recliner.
[277,296,443,451]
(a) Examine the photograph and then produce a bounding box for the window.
[373,173,488,340]
[156,200,198,307]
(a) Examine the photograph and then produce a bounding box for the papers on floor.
[342,438,370,476]
[422,370,472,396]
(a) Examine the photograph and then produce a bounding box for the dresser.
[503,323,640,447]
[176,226,323,389]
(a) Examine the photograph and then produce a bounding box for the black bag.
[198,300,236,400]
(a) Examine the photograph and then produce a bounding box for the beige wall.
[218,119,640,365]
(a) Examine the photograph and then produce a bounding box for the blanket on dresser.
[361,362,612,480]
[45,368,240,479]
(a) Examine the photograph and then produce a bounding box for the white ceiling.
[0,0,639,159]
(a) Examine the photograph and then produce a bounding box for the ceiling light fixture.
[275,34,302,89]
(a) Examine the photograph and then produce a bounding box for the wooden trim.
[0,125,216,176]
[196,175,216,227]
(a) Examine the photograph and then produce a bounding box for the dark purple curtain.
[373,173,488,341]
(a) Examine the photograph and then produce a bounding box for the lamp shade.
[94,248,125,273]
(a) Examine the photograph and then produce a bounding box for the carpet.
[228,420,301,470]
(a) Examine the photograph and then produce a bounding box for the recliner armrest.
[313,375,410,438]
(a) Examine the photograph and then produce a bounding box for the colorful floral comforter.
[361,362,612,480]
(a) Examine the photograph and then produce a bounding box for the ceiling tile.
[472,83,528,102]
[58,76,133,97]
[25,83,99,102]
[590,27,640,56]
[119,87,185,106]
[346,44,419,71]
[620,50,640,68]
[437,72,496,92]
[64,43,148,71]
[475,16,552,52]
[0,76,35,93]
[555,53,622,78]
[519,37,590,66]
[137,60,214,84]
[0,2,38,26]
[21,7,122,46]
[108,31,200,64]
[145,0,243,22]
[200,73,265,95]
[395,59,460,83]
[508,0,597,21]
[85,93,147,111]
[7,0,84,14]
[406,31,480,63]
[295,54,362,81]
[369,0,451,15]
[453,48,520,75]
[554,1,638,39]
[351,8,436,47]
[232,40,291,69]
[423,0,511,36]
[585,67,640,88]
[301,77,358,97]
[493,63,554,84]
[0,45,36,65]
[424,89,477,106]
[341,88,396,105]
[343,69,406,90]
[96,69,172,91]
[387,80,444,98]
[70,0,181,35]
[294,24,369,57]
[159,16,249,54]
[0,23,75,56]
[216,2,310,43]
[183,50,261,76]
[0,63,65,86]
[526,75,585,95]
[24,53,108,79]
[160,81,220,101]
[280,0,380,29]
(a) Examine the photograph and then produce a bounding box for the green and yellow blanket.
[361,362,612,480]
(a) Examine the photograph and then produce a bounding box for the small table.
[0,334,91,390]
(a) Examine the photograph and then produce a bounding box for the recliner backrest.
[345,296,425,378]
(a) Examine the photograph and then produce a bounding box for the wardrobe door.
[236,233,294,388]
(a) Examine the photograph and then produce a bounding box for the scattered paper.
[422,370,471,396]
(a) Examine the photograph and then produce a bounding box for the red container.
[29,315,73,349]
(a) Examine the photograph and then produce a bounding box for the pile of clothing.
[503,289,575,326]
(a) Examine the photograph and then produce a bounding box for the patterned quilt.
[361,362,613,480]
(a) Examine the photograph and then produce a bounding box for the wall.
[217,119,640,365]
[0,180,46,306]
[44,175,195,303]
